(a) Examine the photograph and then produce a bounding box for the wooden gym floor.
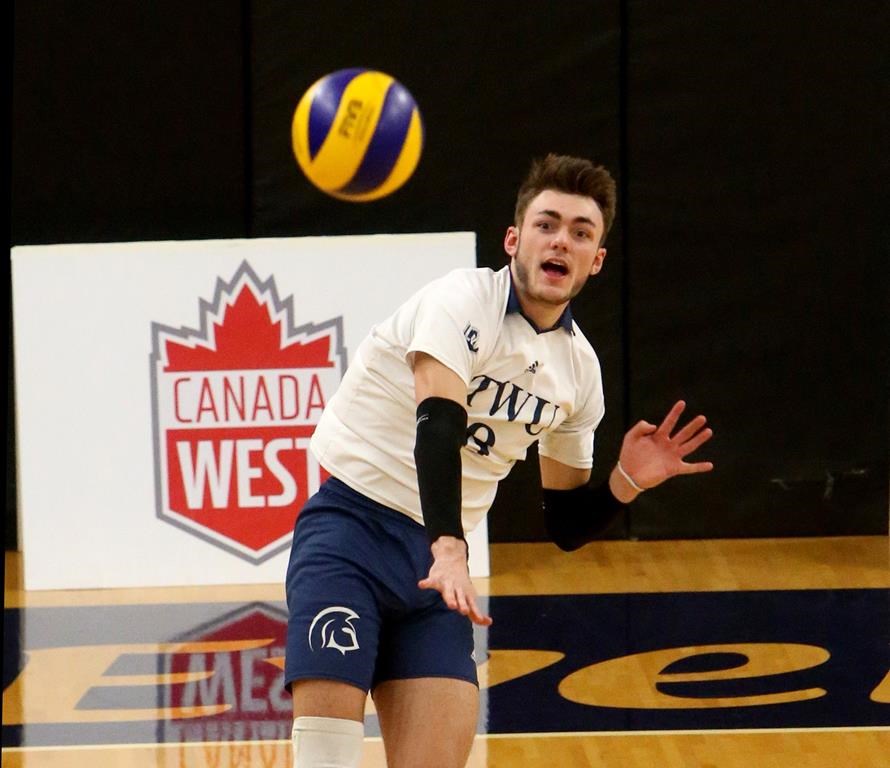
[3,537,889,767]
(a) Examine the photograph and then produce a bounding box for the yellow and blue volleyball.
[291,68,424,202]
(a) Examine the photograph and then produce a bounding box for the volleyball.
[291,68,424,202]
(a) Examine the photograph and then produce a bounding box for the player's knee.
[292,716,364,768]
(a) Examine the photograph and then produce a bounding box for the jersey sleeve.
[405,272,490,384]
[537,365,605,469]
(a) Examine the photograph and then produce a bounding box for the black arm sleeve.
[414,396,468,543]
[542,480,626,552]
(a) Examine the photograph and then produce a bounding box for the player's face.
[505,190,606,324]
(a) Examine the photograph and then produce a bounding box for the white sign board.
[12,234,489,589]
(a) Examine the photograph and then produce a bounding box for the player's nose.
[549,226,570,251]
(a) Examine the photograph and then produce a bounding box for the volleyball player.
[285,154,714,767]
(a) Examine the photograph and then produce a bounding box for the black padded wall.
[12,1,246,245]
[624,1,889,537]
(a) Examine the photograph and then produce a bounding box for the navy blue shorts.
[284,477,477,693]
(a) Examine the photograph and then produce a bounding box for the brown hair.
[514,154,617,244]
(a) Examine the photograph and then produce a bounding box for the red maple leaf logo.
[164,286,334,371]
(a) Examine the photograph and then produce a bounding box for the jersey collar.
[506,271,575,335]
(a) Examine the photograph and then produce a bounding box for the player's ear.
[590,248,606,275]
[504,226,519,257]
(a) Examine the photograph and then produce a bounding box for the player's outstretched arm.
[539,402,713,551]
[610,400,714,502]
[413,353,493,627]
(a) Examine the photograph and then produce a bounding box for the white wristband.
[616,461,645,493]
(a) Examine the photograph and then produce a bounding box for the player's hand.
[614,400,714,497]
[419,536,493,626]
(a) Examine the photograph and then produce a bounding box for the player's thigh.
[292,678,367,722]
[372,677,478,768]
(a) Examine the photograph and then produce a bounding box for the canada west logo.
[308,607,361,655]
[150,262,346,563]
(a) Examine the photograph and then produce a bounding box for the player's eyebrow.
[536,209,598,228]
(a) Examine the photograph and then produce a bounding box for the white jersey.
[310,265,605,532]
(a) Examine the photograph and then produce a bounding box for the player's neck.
[516,293,567,333]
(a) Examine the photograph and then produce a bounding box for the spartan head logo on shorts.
[309,607,361,655]
[150,261,346,564]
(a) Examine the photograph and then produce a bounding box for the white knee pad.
[292,716,364,768]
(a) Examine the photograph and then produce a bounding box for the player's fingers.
[671,414,707,444]
[441,583,459,610]
[656,401,686,436]
[629,420,657,437]
[467,595,493,626]
[454,586,471,616]
[679,460,714,475]
[470,609,493,627]
[417,576,441,591]
[678,427,714,456]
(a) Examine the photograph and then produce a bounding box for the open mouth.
[541,260,569,277]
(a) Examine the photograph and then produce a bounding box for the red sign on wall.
[150,262,344,563]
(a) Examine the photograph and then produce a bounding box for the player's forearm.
[543,469,634,552]
[414,396,467,543]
